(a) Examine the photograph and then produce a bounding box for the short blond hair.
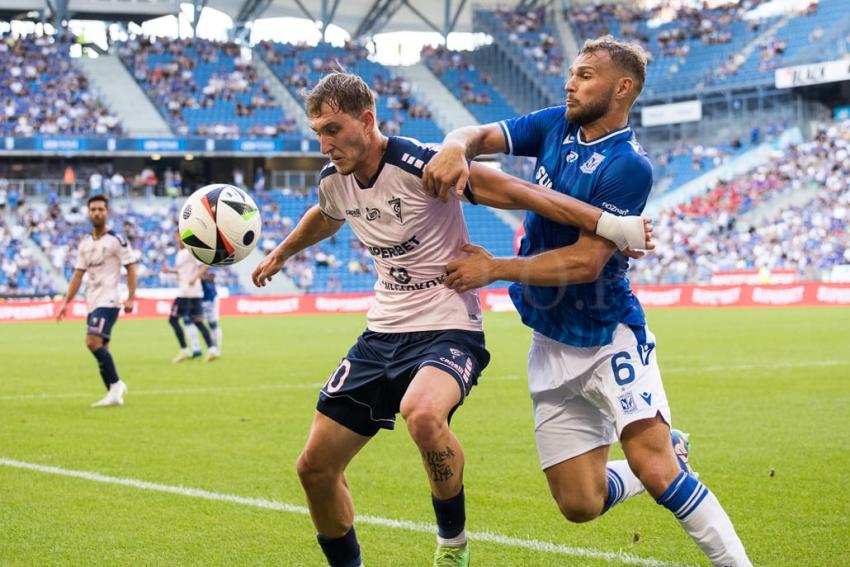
[579,36,648,94]
[304,72,376,118]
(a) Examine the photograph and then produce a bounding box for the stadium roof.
[0,0,523,36]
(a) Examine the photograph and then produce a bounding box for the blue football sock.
[92,347,119,388]
[168,316,187,348]
[317,526,361,567]
[432,486,466,540]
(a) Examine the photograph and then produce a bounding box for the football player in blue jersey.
[427,37,751,567]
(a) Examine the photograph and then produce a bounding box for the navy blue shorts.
[171,298,203,320]
[86,307,120,340]
[317,329,490,437]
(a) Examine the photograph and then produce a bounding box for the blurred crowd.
[1,32,122,138]
[633,121,850,284]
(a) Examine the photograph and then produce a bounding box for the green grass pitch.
[1,308,848,566]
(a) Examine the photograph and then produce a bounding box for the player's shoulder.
[384,136,439,178]
[106,230,129,247]
[604,133,653,177]
[516,105,568,126]
[319,161,338,182]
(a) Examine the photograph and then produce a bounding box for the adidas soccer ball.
[178,184,262,266]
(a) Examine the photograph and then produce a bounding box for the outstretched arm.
[56,269,85,321]
[445,232,616,292]
[252,205,344,287]
[466,162,653,253]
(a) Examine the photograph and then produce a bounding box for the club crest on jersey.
[565,151,579,163]
[387,196,403,223]
[618,391,637,414]
[389,266,411,284]
[365,207,381,221]
[580,152,606,174]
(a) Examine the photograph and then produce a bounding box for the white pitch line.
[0,457,687,567]
[3,359,846,402]
[0,382,323,401]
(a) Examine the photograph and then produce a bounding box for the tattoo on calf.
[425,446,456,482]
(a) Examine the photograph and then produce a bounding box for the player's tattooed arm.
[252,205,343,287]
[445,232,615,292]
[466,162,653,255]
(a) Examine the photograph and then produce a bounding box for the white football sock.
[185,323,201,353]
[603,460,645,512]
[658,472,751,566]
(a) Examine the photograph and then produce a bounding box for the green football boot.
[433,542,470,567]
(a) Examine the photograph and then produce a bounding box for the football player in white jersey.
[56,195,137,408]
[252,72,651,567]
[163,231,219,363]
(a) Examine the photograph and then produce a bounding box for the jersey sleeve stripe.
[320,208,345,222]
[499,121,513,155]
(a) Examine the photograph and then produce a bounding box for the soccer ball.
[178,184,262,266]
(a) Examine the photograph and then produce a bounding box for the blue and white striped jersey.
[500,105,653,347]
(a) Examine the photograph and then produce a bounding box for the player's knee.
[633,462,678,498]
[295,449,337,488]
[85,336,103,351]
[402,405,445,447]
[555,496,602,524]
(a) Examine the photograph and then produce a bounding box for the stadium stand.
[118,36,298,139]
[1,31,122,137]
[0,222,55,295]
[258,40,443,142]
[477,6,567,101]
[632,120,850,284]
[714,0,848,87]
[420,45,519,124]
[2,1,849,296]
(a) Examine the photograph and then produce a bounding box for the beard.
[566,90,614,126]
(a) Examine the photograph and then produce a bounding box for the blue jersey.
[201,279,217,301]
[499,106,653,347]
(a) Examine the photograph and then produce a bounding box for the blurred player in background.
[201,271,222,354]
[427,37,751,567]
[56,195,136,408]
[164,231,219,363]
[252,72,650,567]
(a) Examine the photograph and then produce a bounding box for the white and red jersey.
[318,136,482,333]
[74,230,136,311]
[175,248,204,298]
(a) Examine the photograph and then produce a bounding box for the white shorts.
[529,324,672,470]
[202,297,219,323]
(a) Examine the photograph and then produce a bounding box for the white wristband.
[595,212,646,251]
